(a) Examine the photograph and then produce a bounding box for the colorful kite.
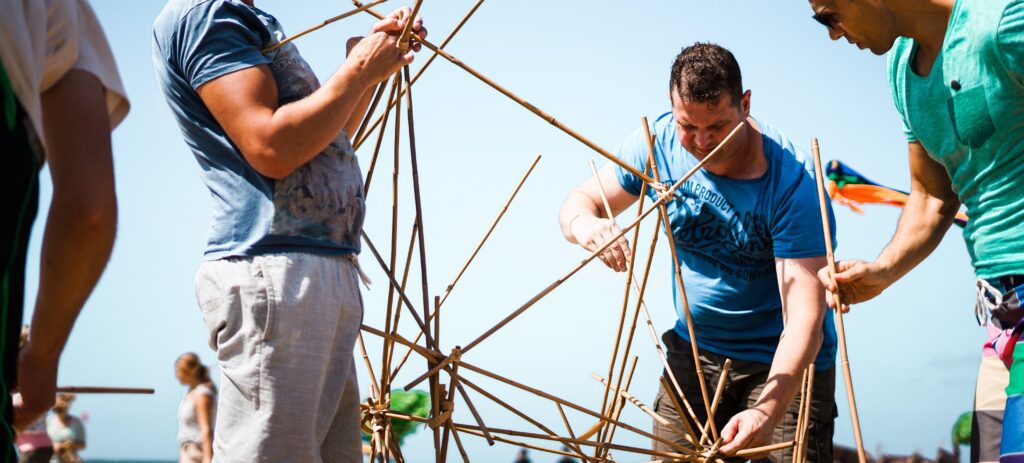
[825,160,968,227]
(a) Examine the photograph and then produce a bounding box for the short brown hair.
[670,43,743,106]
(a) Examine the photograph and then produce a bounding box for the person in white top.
[0,2,130,455]
[175,353,216,463]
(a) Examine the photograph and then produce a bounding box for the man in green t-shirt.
[805,1,1024,463]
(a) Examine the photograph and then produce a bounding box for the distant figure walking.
[514,448,531,463]
[46,393,85,463]
[175,353,217,463]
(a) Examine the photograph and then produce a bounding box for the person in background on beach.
[152,0,425,461]
[0,2,130,458]
[46,393,85,463]
[805,1,1024,462]
[175,353,217,463]
[513,449,531,463]
[14,327,53,463]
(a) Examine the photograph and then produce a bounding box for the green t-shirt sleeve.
[886,40,919,143]
[898,108,917,143]
[996,0,1024,84]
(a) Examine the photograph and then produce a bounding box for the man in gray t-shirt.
[152,1,425,461]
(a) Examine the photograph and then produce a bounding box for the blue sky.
[24,1,981,461]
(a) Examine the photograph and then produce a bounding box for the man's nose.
[695,132,717,150]
[828,27,844,41]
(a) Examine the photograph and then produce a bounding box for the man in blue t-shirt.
[152,1,425,461]
[559,43,838,462]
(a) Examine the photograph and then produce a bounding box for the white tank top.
[177,384,216,445]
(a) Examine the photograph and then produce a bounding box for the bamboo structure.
[276,3,866,462]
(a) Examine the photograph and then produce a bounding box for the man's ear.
[740,90,752,118]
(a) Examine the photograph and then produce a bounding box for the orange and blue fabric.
[825,159,968,227]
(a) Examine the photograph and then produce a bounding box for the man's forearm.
[873,142,960,284]
[753,320,822,424]
[759,256,828,425]
[558,191,602,243]
[27,193,116,360]
[875,188,958,282]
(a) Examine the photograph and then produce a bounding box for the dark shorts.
[1,59,41,463]
[652,330,837,463]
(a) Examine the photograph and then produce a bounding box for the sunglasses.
[812,11,836,29]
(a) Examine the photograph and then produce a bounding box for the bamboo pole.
[382,407,392,463]
[457,360,693,455]
[641,124,705,438]
[589,160,614,215]
[449,424,471,463]
[659,375,698,446]
[599,356,638,461]
[351,1,657,184]
[735,440,795,458]
[402,65,432,343]
[367,434,380,463]
[591,374,692,443]
[396,0,424,53]
[363,73,402,196]
[794,368,809,463]
[645,120,719,443]
[261,0,390,53]
[454,426,599,460]
[804,366,816,462]
[459,376,593,462]
[811,138,867,463]
[383,411,703,461]
[796,364,816,463]
[438,154,542,308]
[361,325,443,361]
[361,231,435,346]
[699,359,732,447]
[790,368,806,463]
[704,437,725,463]
[398,64,444,463]
[385,222,420,378]
[439,379,458,461]
[795,371,807,463]
[355,0,486,150]
[357,333,381,399]
[555,402,592,462]
[378,69,404,397]
[593,158,647,452]
[388,424,408,463]
[588,151,701,446]
[454,381,495,446]
[54,387,154,394]
[353,81,387,146]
